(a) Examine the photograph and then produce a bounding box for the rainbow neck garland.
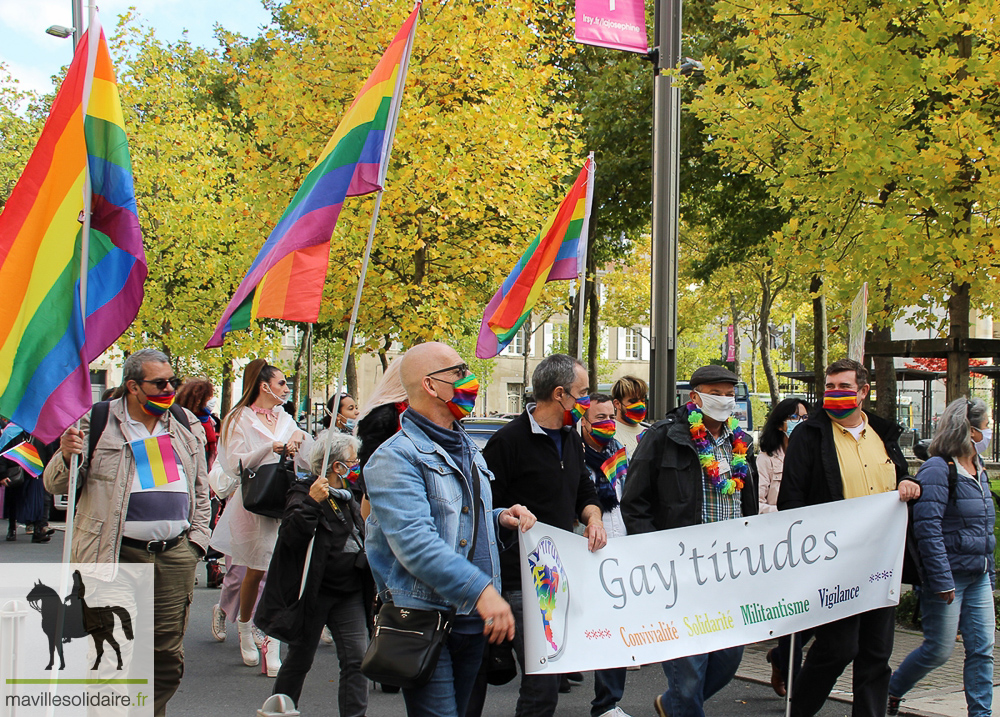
[686,402,749,495]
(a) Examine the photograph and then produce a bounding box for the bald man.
[364,342,536,717]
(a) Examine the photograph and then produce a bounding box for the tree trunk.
[522,312,532,395]
[946,281,971,402]
[750,333,758,394]
[811,274,828,402]
[221,360,233,416]
[758,275,780,406]
[729,293,741,380]
[872,285,897,422]
[347,352,358,403]
[567,291,579,359]
[587,257,600,391]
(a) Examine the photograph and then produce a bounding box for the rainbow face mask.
[444,373,479,420]
[564,395,590,426]
[141,393,175,417]
[622,400,647,425]
[823,389,859,420]
[340,462,362,484]
[589,419,616,447]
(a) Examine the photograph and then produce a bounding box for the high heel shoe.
[262,636,281,677]
[237,619,259,666]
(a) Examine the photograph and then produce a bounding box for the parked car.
[460,417,511,450]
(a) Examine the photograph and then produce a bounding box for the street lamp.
[45,25,74,38]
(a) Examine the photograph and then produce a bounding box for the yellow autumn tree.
[222,0,581,356]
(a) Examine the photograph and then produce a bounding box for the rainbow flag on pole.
[207,4,420,348]
[476,158,595,358]
[1,441,44,478]
[0,10,146,442]
[129,435,181,490]
[600,447,627,490]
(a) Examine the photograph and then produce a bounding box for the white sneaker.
[262,636,282,677]
[211,604,226,642]
[320,626,333,645]
[597,707,632,717]
[252,624,265,648]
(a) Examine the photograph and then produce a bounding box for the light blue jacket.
[365,411,507,614]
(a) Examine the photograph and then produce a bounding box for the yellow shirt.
[832,414,898,499]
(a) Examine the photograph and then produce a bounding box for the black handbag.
[361,463,483,688]
[361,603,454,688]
[240,450,293,519]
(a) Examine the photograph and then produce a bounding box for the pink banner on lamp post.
[726,325,736,362]
[575,0,649,54]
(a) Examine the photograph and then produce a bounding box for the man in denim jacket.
[365,342,536,717]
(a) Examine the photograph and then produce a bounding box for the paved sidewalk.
[738,626,999,716]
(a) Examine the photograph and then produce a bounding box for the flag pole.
[305,324,313,433]
[61,3,99,570]
[575,152,596,361]
[318,4,419,479]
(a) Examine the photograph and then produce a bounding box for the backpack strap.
[169,404,191,432]
[87,401,111,465]
[944,458,959,504]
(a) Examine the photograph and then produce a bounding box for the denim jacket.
[364,411,507,615]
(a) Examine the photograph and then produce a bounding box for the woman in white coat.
[210,363,309,675]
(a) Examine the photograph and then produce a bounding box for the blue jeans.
[659,646,744,717]
[889,572,995,716]
[592,667,627,716]
[402,630,486,717]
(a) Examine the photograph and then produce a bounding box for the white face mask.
[695,391,736,422]
[974,427,992,455]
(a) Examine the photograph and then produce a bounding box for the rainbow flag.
[0,11,146,442]
[475,158,594,358]
[207,5,420,348]
[1,441,44,478]
[129,435,181,490]
[600,447,627,490]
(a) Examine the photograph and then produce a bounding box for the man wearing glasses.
[44,348,211,716]
[470,353,606,717]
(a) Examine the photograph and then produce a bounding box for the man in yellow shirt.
[778,358,920,717]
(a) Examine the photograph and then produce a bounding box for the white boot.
[262,636,282,677]
[238,619,259,666]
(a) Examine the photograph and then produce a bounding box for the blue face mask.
[786,415,804,435]
[345,418,357,432]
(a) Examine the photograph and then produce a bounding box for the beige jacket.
[43,399,212,563]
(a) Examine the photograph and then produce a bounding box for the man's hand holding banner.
[518,492,907,674]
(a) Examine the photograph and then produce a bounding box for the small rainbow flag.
[207,4,420,348]
[476,158,594,358]
[129,435,181,490]
[2,441,44,477]
[0,10,146,442]
[600,447,627,490]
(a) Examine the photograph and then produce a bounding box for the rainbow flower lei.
[686,402,749,495]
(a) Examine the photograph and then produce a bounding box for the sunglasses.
[140,377,181,392]
[427,363,470,381]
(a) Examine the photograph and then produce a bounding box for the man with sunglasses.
[44,348,211,716]
[365,342,536,717]
[470,353,605,717]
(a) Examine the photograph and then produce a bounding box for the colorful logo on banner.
[527,537,570,661]
[575,0,648,54]
[129,435,181,490]
[601,447,628,490]
[2,441,43,477]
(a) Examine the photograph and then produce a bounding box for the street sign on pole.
[574,0,649,53]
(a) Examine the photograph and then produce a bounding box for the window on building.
[507,382,524,414]
[624,328,641,360]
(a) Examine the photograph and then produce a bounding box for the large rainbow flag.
[476,158,594,358]
[0,11,146,442]
[207,4,420,348]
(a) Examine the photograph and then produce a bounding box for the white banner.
[519,492,906,674]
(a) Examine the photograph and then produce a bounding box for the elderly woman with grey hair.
[254,431,371,716]
[887,398,996,716]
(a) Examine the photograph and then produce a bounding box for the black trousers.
[790,606,895,717]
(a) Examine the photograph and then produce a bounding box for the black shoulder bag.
[361,463,482,688]
[241,449,294,519]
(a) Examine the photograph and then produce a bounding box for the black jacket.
[484,409,601,591]
[621,405,759,535]
[255,482,371,644]
[777,408,910,509]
